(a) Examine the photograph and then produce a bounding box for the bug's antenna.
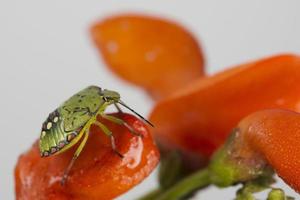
[118,100,154,127]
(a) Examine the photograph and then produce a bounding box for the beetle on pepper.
[39,85,153,185]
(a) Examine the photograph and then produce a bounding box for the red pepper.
[15,113,160,200]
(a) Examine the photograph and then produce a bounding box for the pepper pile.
[15,13,300,200]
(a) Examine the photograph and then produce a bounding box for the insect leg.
[114,103,123,113]
[100,114,142,137]
[61,128,89,185]
[94,121,124,158]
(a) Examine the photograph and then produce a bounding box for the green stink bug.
[39,85,153,185]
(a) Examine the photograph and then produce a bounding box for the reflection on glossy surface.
[15,113,160,200]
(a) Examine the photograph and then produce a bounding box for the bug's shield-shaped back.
[59,86,105,132]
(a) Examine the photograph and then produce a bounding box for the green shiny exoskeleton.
[39,85,153,185]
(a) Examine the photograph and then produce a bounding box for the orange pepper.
[154,109,300,200]
[232,109,300,192]
[15,113,160,200]
[91,14,205,100]
[149,54,300,161]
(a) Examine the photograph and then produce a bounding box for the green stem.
[137,188,162,200]
[156,168,211,200]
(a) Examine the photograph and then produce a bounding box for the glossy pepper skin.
[150,54,300,160]
[15,113,160,200]
[91,14,205,100]
[211,109,300,192]
[153,109,300,200]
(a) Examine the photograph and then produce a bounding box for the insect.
[39,85,153,185]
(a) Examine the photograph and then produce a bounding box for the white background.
[1,1,300,199]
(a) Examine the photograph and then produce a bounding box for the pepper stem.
[155,168,210,200]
